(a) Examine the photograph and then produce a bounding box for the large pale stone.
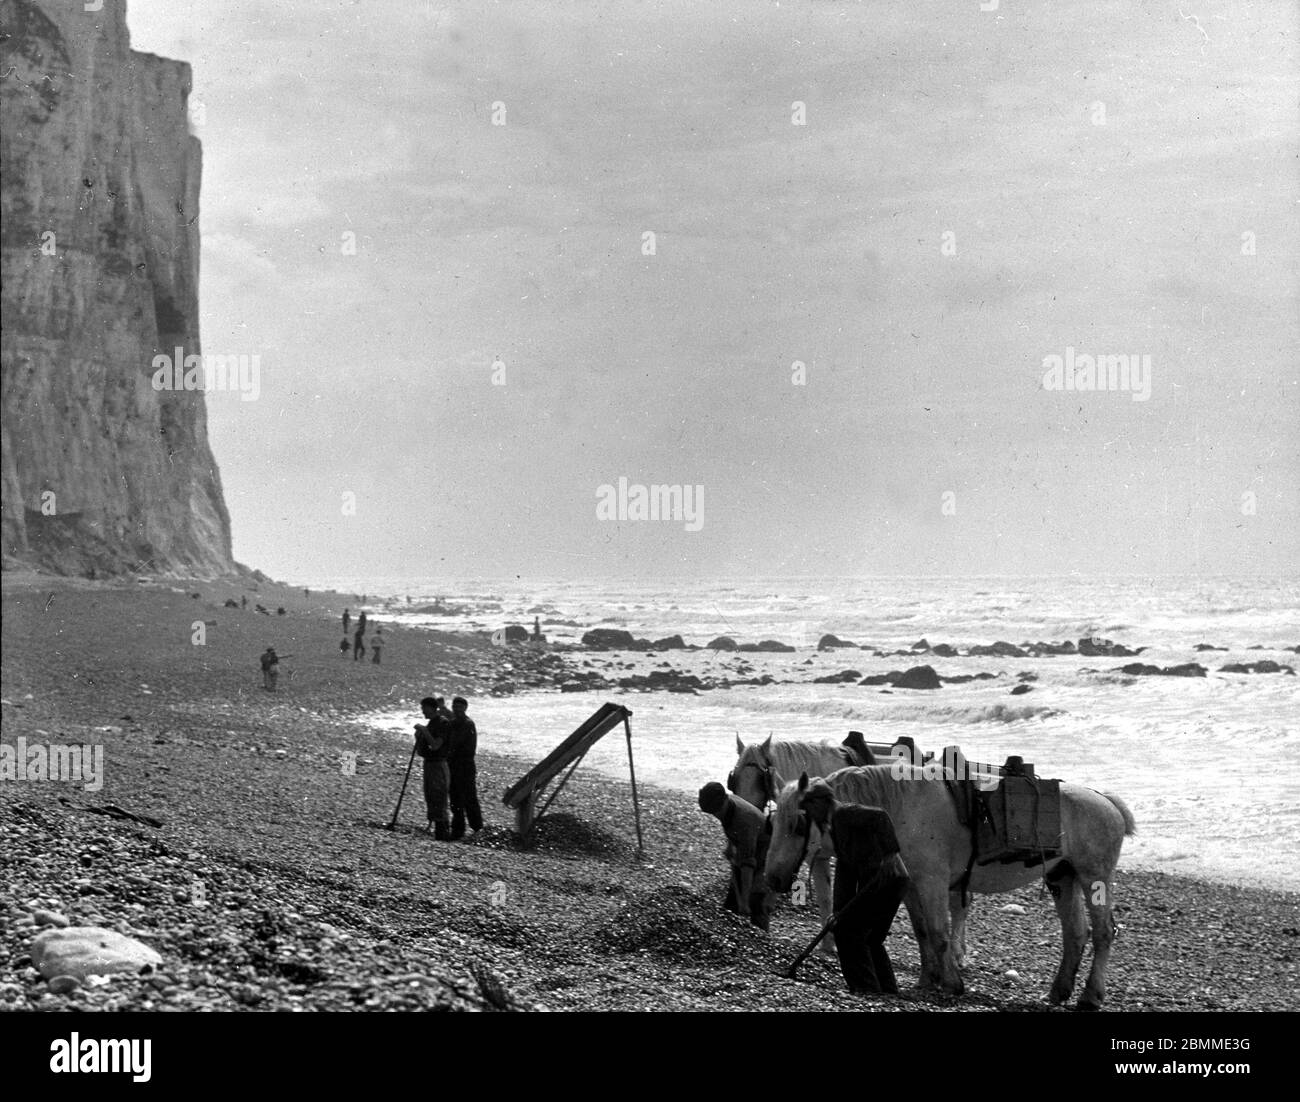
[30,926,162,981]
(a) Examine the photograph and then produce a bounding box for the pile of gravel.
[589,884,777,967]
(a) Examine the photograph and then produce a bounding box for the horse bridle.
[728,760,777,807]
[792,804,825,875]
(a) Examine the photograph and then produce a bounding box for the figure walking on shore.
[353,626,366,661]
[448,697,483,839]
[415,697,452,839]
[343,608,350,635]
[371,627,384,665]
[260,647,280,692]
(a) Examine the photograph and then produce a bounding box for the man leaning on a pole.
[414,697,452,839]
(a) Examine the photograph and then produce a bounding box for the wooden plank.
[530,746,592,829]
[501,702,632,809]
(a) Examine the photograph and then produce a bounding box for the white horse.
[730,734,978,959]
[765,765,1136,1010]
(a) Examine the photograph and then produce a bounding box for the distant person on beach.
[358,610,368,635]
[414,697,453,839]
[241,595,247,610]
[447,697,483,839]
[697,781,773,931]
[339,636,350,656]
[371,628,384,665]
[798,777,909,996]
[353,627,366,661]
[260,647,280,692]
[533,616,541,639]
[343,608,350,634]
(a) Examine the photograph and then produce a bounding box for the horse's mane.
[824,765,915,820]
[744,738,854,784]
[774,763,949,827]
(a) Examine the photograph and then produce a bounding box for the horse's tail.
[1100,792,1136,836]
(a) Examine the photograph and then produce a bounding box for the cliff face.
[1,0,234,577]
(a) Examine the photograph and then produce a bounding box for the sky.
[126,0,1299,583]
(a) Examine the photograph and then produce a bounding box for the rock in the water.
[1119,662,1207,677]
[30,927,163,982]
[1195,643,1228,652]
[859,672,896,686]
[650,635,687,650]
[817,634,857,650]
[1027,640,1076,655]
[1220,661,1294,675]
[930,643,959,657]
[502,624,530,643]
[813,670,862,684]
[892,665,942,690]
[705,636,738,651]
[1078,637,1144,657]
[1009,683,1033,695]
[737,640,795,653]
[968,641,1026,658]
[581,628,636,650]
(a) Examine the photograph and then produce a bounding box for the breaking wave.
[731,698,1059,724]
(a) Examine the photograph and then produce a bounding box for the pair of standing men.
[414,696,483,840]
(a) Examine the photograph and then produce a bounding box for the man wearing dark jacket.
[698,781,774,930]
[799,777,909,995]
[447,697,483,839]
[414,697,452,839]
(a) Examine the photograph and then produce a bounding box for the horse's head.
[764,771,827,892]
[728,733,779,810]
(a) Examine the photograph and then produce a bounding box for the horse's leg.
[1077,875,1117,1011]
[948,890,968,970]
[904,884,935,983]
[811,853,836,955]
[910,873,960,993]
[1046,864,1088,1007]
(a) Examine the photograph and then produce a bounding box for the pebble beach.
[2,574,1297,1013]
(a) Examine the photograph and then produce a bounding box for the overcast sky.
[127,0,1298,583]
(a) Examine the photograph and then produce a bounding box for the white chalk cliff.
[1,0,233,576]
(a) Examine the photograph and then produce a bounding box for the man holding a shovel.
[796,778,909,995]
[414,697,453,839]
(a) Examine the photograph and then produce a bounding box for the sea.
[314,574,1300,892]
